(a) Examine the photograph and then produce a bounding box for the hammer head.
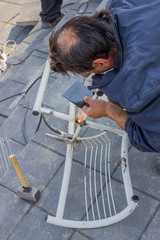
[17,186,41,202]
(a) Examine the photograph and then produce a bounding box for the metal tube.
[32,60,50,115]
[83,142,89,221]
[121,133,134,204]
[47,200,137,228]
[86,121,124,136]
[40,107,73,122]
[56,103,75,219]
[89,145,95,220]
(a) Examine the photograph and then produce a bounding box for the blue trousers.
[40,0,63,23]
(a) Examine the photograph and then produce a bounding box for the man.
[40,0,63,29]
[49,1,160,158]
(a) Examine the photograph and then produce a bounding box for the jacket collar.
[88,15,123,90]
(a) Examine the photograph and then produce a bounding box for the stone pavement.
[0,0,160,240]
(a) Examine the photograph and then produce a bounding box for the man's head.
[49,10,117,75]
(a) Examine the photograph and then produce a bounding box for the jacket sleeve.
[125,118,160,152]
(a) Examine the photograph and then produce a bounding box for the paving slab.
[113,147,160,200]
[0,105,12,117]
[80,182,159,240]
[70,232,90,240]
[0,105,41,145]
[0,78,24,88]
[31,48,48,60]
[24,33,50,54]
[0,81,24,107]
[4,54,45,85]
[8,206,73,240]
[0,105,12,125]
[71,0,103,14]
[0,141,65,192]
[0,185,30,240]
[23,22,52,43]
[14,26,33,44]
[141,207,160,240]
[0,22,24,45]
[17,1,40,26]
[0,0,24,4]
[6,137,25,154]
[0,114,6,126]
[61,0,75,14]
[0,2,22,23]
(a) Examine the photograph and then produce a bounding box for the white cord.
[0,40,16,72]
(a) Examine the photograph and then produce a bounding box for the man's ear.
[92,59,109,68]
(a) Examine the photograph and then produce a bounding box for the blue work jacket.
[90,0,160,152]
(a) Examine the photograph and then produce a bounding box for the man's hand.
[82,97,129,129]
[82,97,108,118]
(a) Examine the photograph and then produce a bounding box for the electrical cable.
[0,74,42,104]
[77,0,89,15]
[25,75,42,94]
[35,114,43,133]
[41,113,62,135]
[7,49,48,66]
[0,92,25,103]
[62,0,89,15]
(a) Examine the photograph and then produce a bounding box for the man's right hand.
[82,97,129,130]
[82,97,108,118]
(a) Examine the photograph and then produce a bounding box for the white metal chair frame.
[33,60,139,229]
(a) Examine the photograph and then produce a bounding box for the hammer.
[9,154,41,202]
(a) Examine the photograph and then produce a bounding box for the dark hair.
[49,10,117,75]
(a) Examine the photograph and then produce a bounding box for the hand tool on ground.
[9,154,41,202]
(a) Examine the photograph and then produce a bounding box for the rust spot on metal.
[121,157,127,173]
[121,158,127,168]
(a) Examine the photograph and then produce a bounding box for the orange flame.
[75,112,85,123]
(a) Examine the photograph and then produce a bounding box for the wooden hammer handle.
[9,154,30,188]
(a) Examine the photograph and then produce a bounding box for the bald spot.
[57,28,78,52]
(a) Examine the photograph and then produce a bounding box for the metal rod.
[0,139,9,172]
[99,141,107,219]
[3,139,11,167]
[85,121,124,137]
[83,145,89,221]
[56,103,75,219]
[107,142,117,215]
[93,142,100,219]
[0,151,6,173]
[32,59,50,115]
[104,140,112,217]
[40,107,73,122]
[89,144,95,220]
[47,200,137,228]
[121,133,134,204]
